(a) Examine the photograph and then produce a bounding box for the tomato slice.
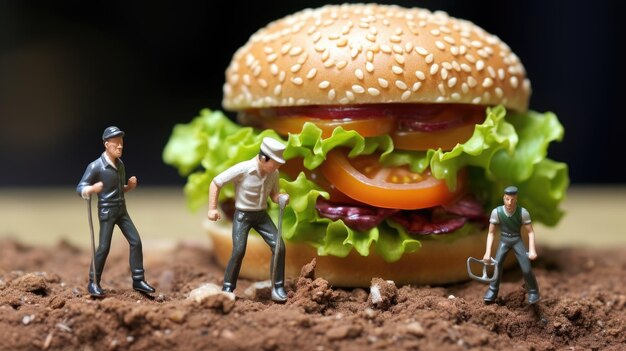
[319,149,464,210]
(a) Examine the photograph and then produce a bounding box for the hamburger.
[164,4,568,287]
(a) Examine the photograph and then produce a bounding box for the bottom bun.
[204,220,522,287]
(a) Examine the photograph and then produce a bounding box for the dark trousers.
[488,234,539,294]
[90,204,145,282]
[223,209,285,291]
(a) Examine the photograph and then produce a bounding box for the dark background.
[1,1,623,186]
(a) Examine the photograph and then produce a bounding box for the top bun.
[223,4,530,112]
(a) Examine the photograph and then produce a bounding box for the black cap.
[504,186,518,195]
[102,126,125,141]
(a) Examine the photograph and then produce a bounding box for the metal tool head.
[467,257,499,283]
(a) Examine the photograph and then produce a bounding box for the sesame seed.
[281,43,292,55]
[366,50,374,61]
[435,41,446,50]
[436,96,446,102]
[346,91,356,101]
[264,46,273,54]
[440,25,451,33]
[337,37,348,47]
[318,80,330,89]
[312,32,322,43]
[451,92,461,101]
[243,74,251,86]
[425,53,434,64]
[381,45,392,53]
[441,68,448,80]
[362,62,372,73]
[405,42,413,52]
[483,91,491,101]
[307,26,317,35]
[366,33,377,42]
[442,62,452,70]
[465,54,476,63]
[258,78,268,88]
[328,89,336,101]
[341,25,351,35]
[395,80,408,90]
[510,76,519,88]
[350,48,360,58]
[467,76,477,88]
[482,77,493,88]
[291,77,303,85]
[412,82,422,91]
[378,78,389,88]
[339,97,349,104]
[393,45,403,54]
[323,19,335,27]
[306,68,317,79]
[390,35,402,43]
[368,87,380,96]
[314,44,325,52]
[370,26,378,35]
[438,83,445,95]
[444,36,455,44]
[471,40,483,48]
[476,60,485,71]
[430,29,441,36]
[498,68,505,80]
[336,60,348,69]
[290,64,302,73]
[461,63,471,72]
[415,70,426,80]
[352,84,365,94]
[419,20,427,27]
[472,97,482,104]
[459,45,467,55]
[460,30,471,38]
[450,46,459,56]
[355,69,364,80]
[461,83,469,94]
[523,78,531,92]
[289,46,303,56]
[297,52,309,65]
[487,66,496,78]
[448,77,457,88]
[401,90,411,101]
[394,54,405,64]
[270,64,279,76]
[392,65,404,74]
[495,87,503,98]
[273,84,282,96]
[359,22,370,28]
[322,50,330,61]
[430,63,439,75]
[477,49,489,58]
[395,27,404,35]
[415,46,429,55]
[267,53,278,63]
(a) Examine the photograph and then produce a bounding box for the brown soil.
[1,239,624,351]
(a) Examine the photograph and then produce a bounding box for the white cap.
[260,137,286,164]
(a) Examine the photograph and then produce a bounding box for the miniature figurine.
[77,126,155,297]
[207,137,290,302]
[481,186,540,304]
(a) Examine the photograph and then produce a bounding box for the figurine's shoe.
[87,282,105,297]
[483,289,498,303]
[133,280,155,294]
[528,290,541,305]
[271,286,288,303]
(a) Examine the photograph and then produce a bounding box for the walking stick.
[271,195,288,292]
[86,195,97,282]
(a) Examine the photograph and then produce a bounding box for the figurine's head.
[102,126,125,159]
[503,186,519,212]
[258,137,286,173]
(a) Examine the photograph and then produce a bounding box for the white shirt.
[489,206,531,224]
[213,158,279,211]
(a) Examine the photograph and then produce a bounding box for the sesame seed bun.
[205,220,521,287]
[223,3,530,112]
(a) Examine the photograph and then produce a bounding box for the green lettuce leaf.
[163,106,569,262]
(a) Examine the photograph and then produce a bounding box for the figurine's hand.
[91,181,104,194]
[208,209,221,221]
[126,176,138,192]
[528,250,538,260]
[483,253,492,262]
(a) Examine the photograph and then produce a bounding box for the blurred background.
[1,0,624,186]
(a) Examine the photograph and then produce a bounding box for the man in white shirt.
[208,137,290,302]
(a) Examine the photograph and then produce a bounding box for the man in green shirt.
[482,186,540,304]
